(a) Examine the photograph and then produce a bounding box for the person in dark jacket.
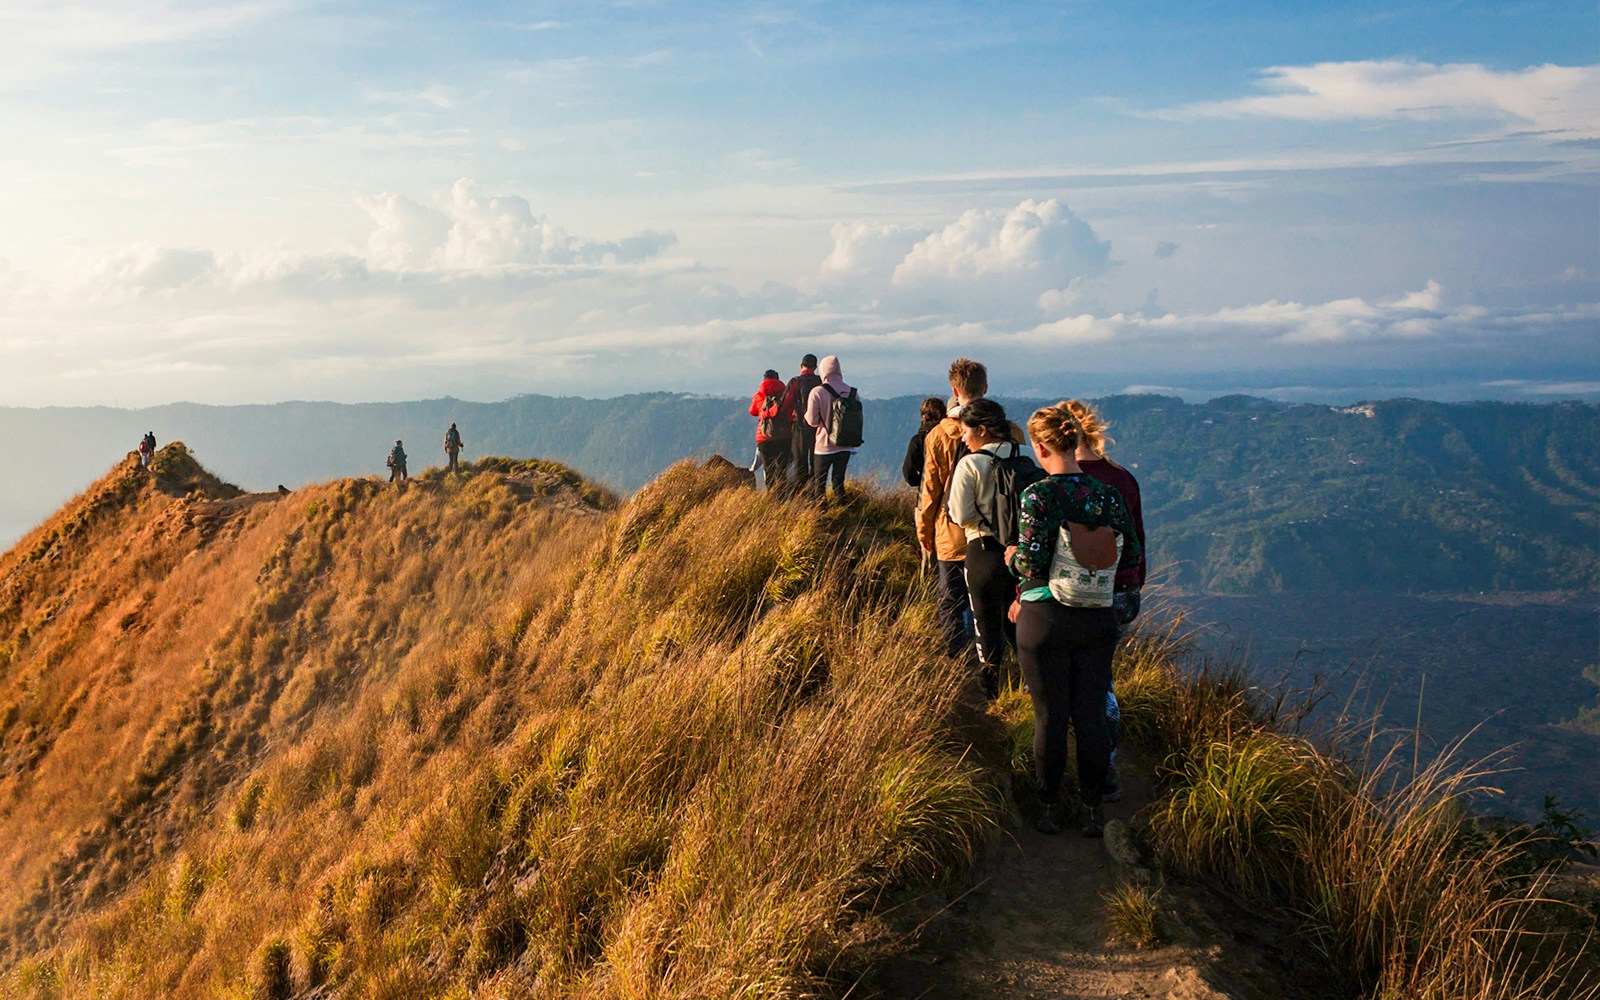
[387,440,408,482]
[749,369,792,491]
[901,396,947,490]
[444,422,464,475]
[780,354,823,495]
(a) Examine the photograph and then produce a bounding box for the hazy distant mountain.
[3,393,1596,594]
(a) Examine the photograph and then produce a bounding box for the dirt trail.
[863,745,1335,1000]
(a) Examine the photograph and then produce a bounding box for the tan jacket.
[917,411,1025,561]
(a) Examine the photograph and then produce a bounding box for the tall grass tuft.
[1131,608,1599,1000]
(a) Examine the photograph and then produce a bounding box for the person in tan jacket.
[917,358,1024,664]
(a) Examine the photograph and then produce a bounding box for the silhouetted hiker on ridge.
[780,354,823,496]
[444,422,464,475]
[387,440,408,483]
[138,431,156,470]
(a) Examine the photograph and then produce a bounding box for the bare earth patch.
[862,746,1341,1000]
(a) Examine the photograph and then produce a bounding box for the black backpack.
[757,390,790,441]
[978,441,1046,547]
[823,386,864,449]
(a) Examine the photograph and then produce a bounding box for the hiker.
[387,440,408,482]
[780,354,823,495]
[946,398,1038,700]
[138,431,156,469]
[749,368,792,492]
[901,397,946,490]
[1006,402,1141,838]
[918,358,1023,665]
[1067,398,1147,803]
[803,355,862,500]
[444,422,464,475]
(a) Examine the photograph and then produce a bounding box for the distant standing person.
[803,355,862,500]
[1006,403,1141,838]
[387,440,408,482]
[444,422,464,475]
[780,354,823,495]
[749,368,792,492]
[138,431,156,470]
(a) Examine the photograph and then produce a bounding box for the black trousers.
[963,536,1015,668]
[758,439,791,491]
[936,559,973,661]
[792,429,817,492]
[815,451,850,497]
[1016,601,1118,806]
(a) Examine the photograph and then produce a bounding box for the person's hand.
[920,540,933,555]
[1004,544,1017,564]
[1007,599,1020,623]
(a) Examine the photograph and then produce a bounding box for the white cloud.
[818,199,1112,320]
[1158,60,1600,138]
[83,244,217,297]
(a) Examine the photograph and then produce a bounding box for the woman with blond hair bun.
[1005,402,1140,837]
[1064,398,1146,804]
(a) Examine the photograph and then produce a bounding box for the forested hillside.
[3,395,1596,593]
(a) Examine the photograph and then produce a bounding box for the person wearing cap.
[779,354,823,495]
[749,368,792,492]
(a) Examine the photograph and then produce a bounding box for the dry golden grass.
[0,456,998,998]
[1120,608,1600,1000]
[4,450,1593,999]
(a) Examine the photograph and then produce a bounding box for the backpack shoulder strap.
[824,384,840,399]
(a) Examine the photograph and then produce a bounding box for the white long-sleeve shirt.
[947,441,1015,542]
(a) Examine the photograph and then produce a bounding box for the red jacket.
[749,377,789,443]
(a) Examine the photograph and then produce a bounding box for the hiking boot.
[980,665,1000,701]
[1103,765,1123,804]
[1035,802,1065,836]
[1080,804,1105,839]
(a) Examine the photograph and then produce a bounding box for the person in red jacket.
[749,368,792,492]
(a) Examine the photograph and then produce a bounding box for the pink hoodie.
[804,355,856,455]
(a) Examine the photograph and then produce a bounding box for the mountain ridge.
[3,393,1595,594]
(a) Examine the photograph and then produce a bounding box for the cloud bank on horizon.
[0,0,1594,406]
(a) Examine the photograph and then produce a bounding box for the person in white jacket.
[946,397,1025,698]
[803,355,860,500]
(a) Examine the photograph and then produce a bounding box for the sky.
[0,0,1595,407]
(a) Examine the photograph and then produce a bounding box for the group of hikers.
[747,354,863,499]
[748,356,1147,839]
[385,422,465,482]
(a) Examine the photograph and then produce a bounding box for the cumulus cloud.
[819,198,1112,320]
[358,179,678,272]
[83,244,217,296]
[1157,60,1600,138]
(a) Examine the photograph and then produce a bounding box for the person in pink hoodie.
[803,355,862,500]
[749,368,792,491]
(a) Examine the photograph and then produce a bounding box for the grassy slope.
[0,451,993,998]
[1,448,1594,999]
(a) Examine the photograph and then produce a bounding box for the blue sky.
[0,0,1595,405]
